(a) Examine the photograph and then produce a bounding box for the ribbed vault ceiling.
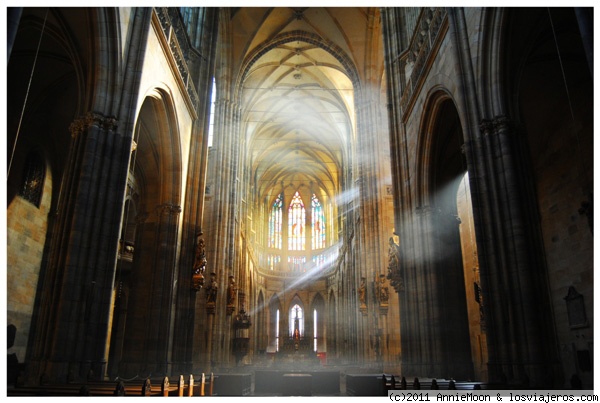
[231,7,374,205]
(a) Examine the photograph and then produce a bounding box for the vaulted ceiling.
[229,7,380,206]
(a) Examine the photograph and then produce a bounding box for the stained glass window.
[288,191,305,250]
[312,254,326,268]
[19,151,45,208]
[268,194,283,249]
[208,77,216,147]
[289,304,304,337]
[288,256,306,272]
[268,254,281,271]
[311,194,325,249]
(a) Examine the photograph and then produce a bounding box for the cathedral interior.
[5,6,594,395]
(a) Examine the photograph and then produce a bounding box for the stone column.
[203,96,242,370]
[476,115,558,387]
[171,6,220,375]
[118,201,179,378]
[152,203,182,376]
[27,111,131,383]
[23,7,153,384]
[355,93,387,366]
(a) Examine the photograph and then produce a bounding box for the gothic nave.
[5,6,594,394]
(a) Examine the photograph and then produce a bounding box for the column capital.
[492,115,512,132]
[480,115,513,136]
[479,118,494,135]
[69,112,119,138]
[492,114,510,125]
[157,203,182,215]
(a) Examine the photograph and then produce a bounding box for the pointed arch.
[118,87,183,376]
[311,193,326,249]
[409,88,475,380]
[311,293,326,352]
[288,294,305,337]
[136,87,183,206]
[236,30,361,100]
[268,193,283,249]
[415,88,466,207]
[268,294,282,351]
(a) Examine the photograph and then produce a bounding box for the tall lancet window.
[207,77,216,148]
[288,191,305,250]
[268,194,283,249]
[311,194,325,249]
[289,304,304,337]
[267,254,281,271]
[276,309,280,352]
[314,309,318,352]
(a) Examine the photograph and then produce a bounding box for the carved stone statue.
[378,274,389,305]
[192,236,207,291]
[387,236,404,292]
[227,276,236,306]
[206,273,218,304]
[194,238,207,272]
[358,277,366,307]
[388,237,400,271]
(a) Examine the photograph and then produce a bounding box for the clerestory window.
[311,194,325,249]
[268,193,283,249]
[288,191,305,250]
[266,191,329,271]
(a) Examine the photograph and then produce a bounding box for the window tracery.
[19,151,45,208]
[311,194,325,249]
[268,194,283,249]
[266,190,329,272]
[288,191,305,250]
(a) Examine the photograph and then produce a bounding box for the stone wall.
[6,162,52,364]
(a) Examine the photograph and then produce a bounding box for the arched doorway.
[116,90,182,378]
[406,92,476,380]
[428,96,475,381]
